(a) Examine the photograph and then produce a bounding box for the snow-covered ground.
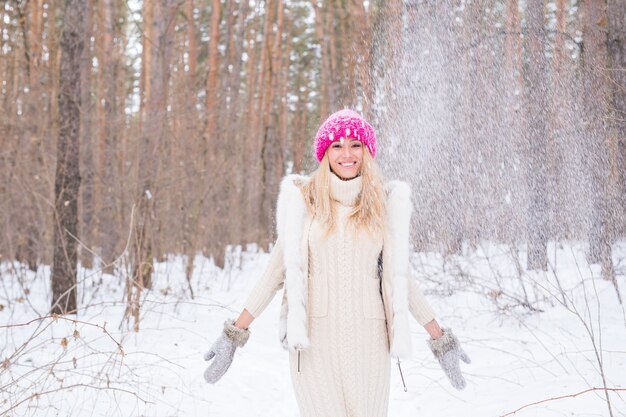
[1,241,625,416]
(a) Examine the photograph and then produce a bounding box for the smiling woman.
[202,108,470,417]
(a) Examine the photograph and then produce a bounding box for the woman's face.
[327,138,363,180]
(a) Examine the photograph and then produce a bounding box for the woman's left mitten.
[427,328,470,390]
[203,320,250,384]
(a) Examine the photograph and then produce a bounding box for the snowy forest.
[1,0,625,416]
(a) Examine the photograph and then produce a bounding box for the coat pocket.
[307,274,328,317]
[363,276,386,319]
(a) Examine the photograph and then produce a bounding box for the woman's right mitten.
[203,319,250,384]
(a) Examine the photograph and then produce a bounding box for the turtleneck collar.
[330,172,362,206]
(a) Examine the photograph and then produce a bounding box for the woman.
[203,109,470,416]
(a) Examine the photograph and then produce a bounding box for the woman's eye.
[351,143,362,148]
[332,143,342,148]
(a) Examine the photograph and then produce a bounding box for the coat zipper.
[297,349,301,373]
[396,358,408,392]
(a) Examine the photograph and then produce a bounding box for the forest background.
[0,0,625,314]
[1,1,626,415]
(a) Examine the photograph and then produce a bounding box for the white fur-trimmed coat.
[275,174,427,360]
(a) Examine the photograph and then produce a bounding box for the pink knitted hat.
[314,109,377,162]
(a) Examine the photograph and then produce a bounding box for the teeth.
[340,162,355,167]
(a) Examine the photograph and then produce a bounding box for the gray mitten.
[427,328,470,390]
[203,319,250,384]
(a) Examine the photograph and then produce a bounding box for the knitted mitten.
[427,328,470,390]
[203,319,250,384]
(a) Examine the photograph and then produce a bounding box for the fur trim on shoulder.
[276,174,311,351]
[385,180,411,205]
[276,174,309,240]
[385,180,413,359]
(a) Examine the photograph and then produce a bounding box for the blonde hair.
[300,148,387,235]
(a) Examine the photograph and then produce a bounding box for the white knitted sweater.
[243,174,436,417]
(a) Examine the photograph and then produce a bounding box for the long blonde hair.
[300,148,387,235]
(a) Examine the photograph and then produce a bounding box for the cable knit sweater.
[243,174,436,417]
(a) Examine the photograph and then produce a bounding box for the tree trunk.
[181,0,199,279]
[205,0,225,266]
[133,0,177,293]
[51,0,85,315]
[460,0,485,251]
[548,0,569,240]
[314,1,332,118]
[205,0,221,154]
[278,15,291,156]
[185,0,197,80]
[17,0,45,270]
[607,0,626,237]
[582,0,614,284]
[258,0,279,248]
[140,0,153,121]
[79,0,94,269]
[226,0,250,247]
[524,0,548,271]
[243,11,261,243]
[347,0,371,111]
[96,0,119,271]
[501,0,528,252]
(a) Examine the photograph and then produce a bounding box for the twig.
[500,387,626,417]
[0,314,124,354]
[0,382,154,416]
